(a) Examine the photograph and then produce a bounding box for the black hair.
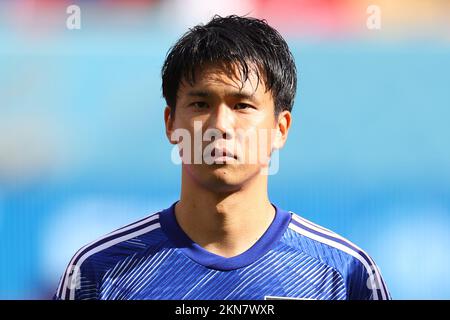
[161,14,297,117]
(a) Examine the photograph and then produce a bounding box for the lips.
[211,148,238,160]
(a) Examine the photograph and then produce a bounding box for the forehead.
[177,62,272,102]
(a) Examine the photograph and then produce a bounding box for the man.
[55,15,390,300]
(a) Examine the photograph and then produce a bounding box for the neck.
[174,167,276,258]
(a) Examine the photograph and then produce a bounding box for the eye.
[190,101,209,109]
[234,103,255,110]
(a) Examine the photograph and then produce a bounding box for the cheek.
[256,129,275,164]
[236,120,276,164]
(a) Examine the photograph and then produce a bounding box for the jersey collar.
[159,200,292,271]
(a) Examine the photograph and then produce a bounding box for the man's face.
[165,63,290,193]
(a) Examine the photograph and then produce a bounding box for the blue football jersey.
[54,201,391,300]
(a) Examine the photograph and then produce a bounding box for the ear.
[273,110,292,150]
[164,106,177,145]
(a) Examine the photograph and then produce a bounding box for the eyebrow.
[187,89,258,103]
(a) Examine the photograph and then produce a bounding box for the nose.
[209,103,235,139]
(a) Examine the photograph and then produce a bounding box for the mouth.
[211,148,238,162]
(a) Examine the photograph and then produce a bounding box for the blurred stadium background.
[0,0,449,299]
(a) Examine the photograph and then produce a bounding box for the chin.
[207,168,243,189]
[200,165,263,192]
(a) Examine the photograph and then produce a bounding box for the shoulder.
[55,209,165,300]
[281,210,391,300]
